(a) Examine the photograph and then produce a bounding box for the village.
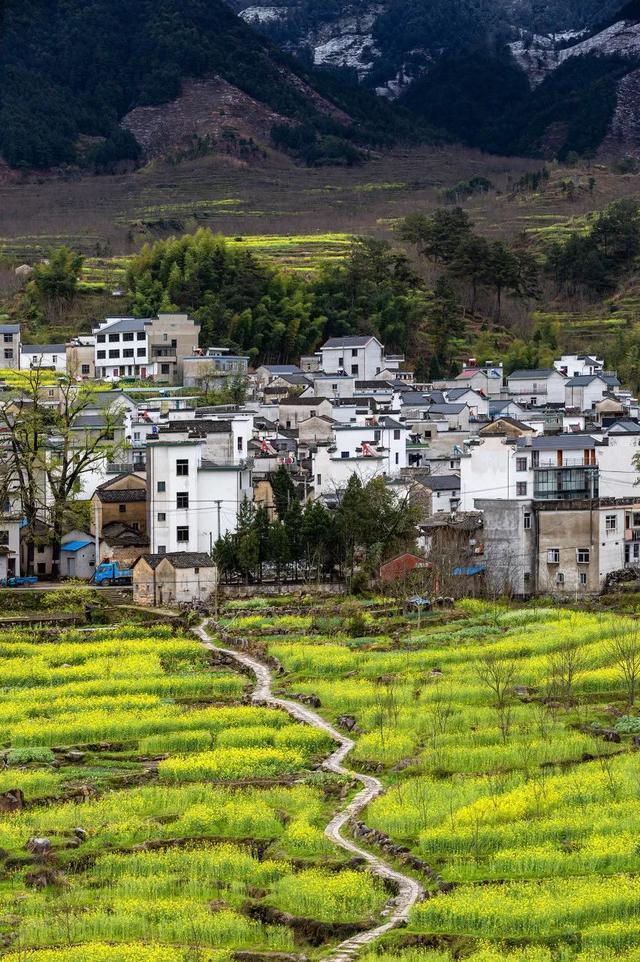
[0,314,638,605]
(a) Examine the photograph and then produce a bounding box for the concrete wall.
[476,499,535,596]
[536,507,599,596]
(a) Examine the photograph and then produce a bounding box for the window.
[123,332,134,342]
[577,548,590,565]
[108,333,119,342]
[157,481,166,493]
[3,334,12,343]
[394,429,401,440]
[52,355,57,363]
[176,526,189,543]
[97,351,106,360]
[131,522,140,532]
[194,567,200,574]
[81,364,90,375]
[516,482,527,496]
[237,436,243,452]
[395,452,399,465]
[163,333,168,341]
[97,334,105,343]
[338,356,344,367]
[351,364,359,375]
[523,512,532,530]
[332,384,338,391]
[122,349,134,358]
[524,571,531,583]
[137,347,146,357]
[0,530,9,546]
[177,492,189,509]
[133,432,140,442]
[157,512,166,522]
[516,457,527,472]
[137,332,146,341]
[352,349,358,357]
[547,548,560,564]
[119,504,127,514]
[341,451,349,459]
[556,572,565,585]
[109,350,119,359]
[317,474,322,486]
[157,545,166,555]
[176,459,189,477]
[37,562,46,575]
[579,572,588,586]
[4,350,12,360]
[171,339,177,349]
[606,515,617,533]
[161,364,170,374]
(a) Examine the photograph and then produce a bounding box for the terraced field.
[3,601,640,961]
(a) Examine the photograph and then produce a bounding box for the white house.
[450,365,504,397]
[564,375,611,412]
[319,336,386,380]
[506,369,567,405]
[95,318,151,380]
[146,438,253,554]
[20,344,67,373]
[312,418,408,498]
[554,354,604,378]
[445,388,490,417]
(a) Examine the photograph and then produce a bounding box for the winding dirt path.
[195,622,424,962]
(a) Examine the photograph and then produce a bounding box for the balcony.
[533,466,599,501]
[152,347,177,360]
[534,457,595,469]
[625,530,640,542]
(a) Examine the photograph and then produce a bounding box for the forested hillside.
[0,0,411,170]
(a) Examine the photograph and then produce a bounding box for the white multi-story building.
[95,318,150,380]
[312,418,408,498]
[554,354,604,378]
[320,336,397,380]
[506,369,567,405]
[146,438,253,554]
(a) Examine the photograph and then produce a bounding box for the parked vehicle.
[0,576,39,588]
[92,562,133,586]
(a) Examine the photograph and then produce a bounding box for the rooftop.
[322,336,378,348]
[508,368,560,380]
[136,551,215,570]
[22,343,66,354]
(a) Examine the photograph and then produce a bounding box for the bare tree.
[607,630,640,708]
[545,641,586,708]
[475,653,519,743]
[0,368,127,577]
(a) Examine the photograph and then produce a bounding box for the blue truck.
[92,562,133,586]
[0,576,39,588]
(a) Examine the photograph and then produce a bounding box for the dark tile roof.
[136,551,214,570]
[565,375,607,387]
[279,397,330,406]
[522,435,599,450]
[428,403,467,414]
[423,474,461,491]
[160,419,233,434]
[259,364,301,374]
[97,318,148,334]
[101,521,149,547]
[98,489,146,504]
[508,368,561,380]
[322,336,376,348]
[22,343,66,354]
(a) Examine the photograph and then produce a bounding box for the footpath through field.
[195,621,424,961]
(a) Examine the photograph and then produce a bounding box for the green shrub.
[6,746,56,766]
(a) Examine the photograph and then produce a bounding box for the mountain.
[232,0,640,159]
[230,0,623,93]
[0,0,413,172]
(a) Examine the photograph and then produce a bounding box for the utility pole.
[215,500,222,540]
[94,499,100,567]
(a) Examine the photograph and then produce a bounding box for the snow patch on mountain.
[240,6,288,24]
